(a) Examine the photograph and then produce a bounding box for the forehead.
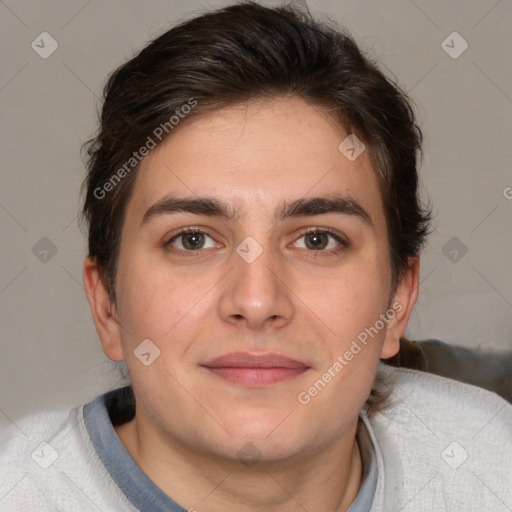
[125,96,386,230]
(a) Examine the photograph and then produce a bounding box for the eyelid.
[164,226,221,251]
[165,226,213,239]
[290,227,349,248]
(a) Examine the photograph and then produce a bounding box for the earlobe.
[380,257,420,359]
[83,257,124,361]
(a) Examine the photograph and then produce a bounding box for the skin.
[84,96,419,512]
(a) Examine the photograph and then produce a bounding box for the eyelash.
[294,227,349,257]
[164,227,219,257]
[164,227,349,257]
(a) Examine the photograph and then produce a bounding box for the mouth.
[200,352,310,386]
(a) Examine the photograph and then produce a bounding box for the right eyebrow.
[141,195,240,226]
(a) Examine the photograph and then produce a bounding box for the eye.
[293,229,347,252]
[166,229,218,251]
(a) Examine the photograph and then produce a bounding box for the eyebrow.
[141,195,374,229]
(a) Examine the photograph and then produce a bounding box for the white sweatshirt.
[1,364,511,511]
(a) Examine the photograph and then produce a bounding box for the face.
[85,96,417,464]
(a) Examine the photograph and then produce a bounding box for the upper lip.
[201,352,309,369]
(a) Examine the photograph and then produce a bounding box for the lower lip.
[203,367,308,386]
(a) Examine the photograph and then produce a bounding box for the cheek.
[299,261,390,341]
[295,268,389,417]
[115,257,219,345]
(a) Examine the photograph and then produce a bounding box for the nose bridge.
[219,237,294,328]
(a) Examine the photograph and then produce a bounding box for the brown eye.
[304,232,329,250]
[166,230,217,252]
[292,229,347,253]
[181,232,205,250]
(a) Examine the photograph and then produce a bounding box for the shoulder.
[0,406,77,510]
[366,364,512,512]
[382,362,511,406]
[0,406,73,466]
[0,400,135,511]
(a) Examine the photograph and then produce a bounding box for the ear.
[380,257,420,359]
[83,257,124,361]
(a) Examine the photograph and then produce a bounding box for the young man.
[1,2,511,511]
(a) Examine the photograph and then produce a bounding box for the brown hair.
[80,1,432,414]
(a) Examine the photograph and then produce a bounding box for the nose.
[218,240,295,330]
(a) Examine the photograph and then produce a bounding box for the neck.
[115,415,363,512]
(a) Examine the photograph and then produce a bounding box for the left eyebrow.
[275,196,374,229]
[140,194,374,229]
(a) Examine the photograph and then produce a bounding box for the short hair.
[80,1,432,414]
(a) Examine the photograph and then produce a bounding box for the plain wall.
[1,0,511,420]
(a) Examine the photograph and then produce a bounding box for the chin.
[218,415,305,457]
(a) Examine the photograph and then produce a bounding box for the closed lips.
[201,352,309,369]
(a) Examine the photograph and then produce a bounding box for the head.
[81,2,431,463]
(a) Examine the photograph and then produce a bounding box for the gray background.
[1,0,511,420]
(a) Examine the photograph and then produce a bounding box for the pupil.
[184,232,204,249]
[306,232,327,250]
